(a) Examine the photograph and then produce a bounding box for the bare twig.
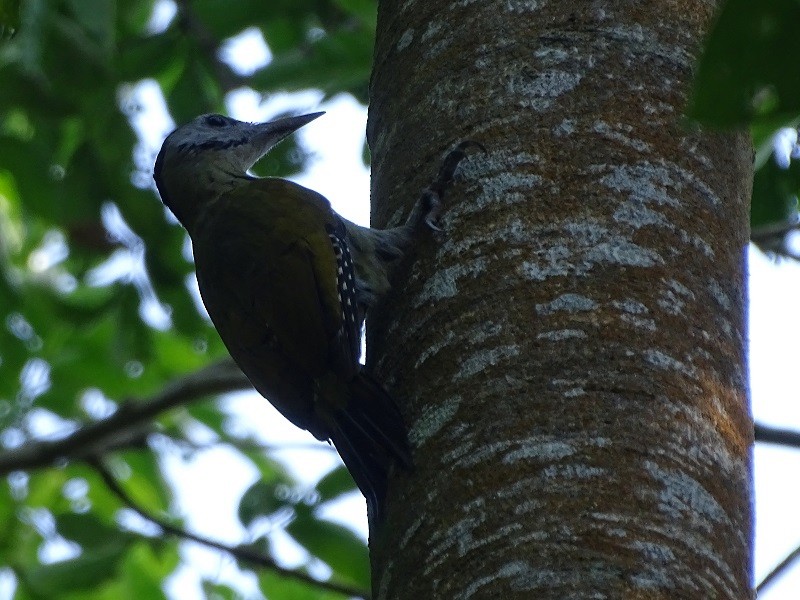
[754,422,800,449]
[750,220,800,244]
[89,458,369,599]
[752,422,800,592]
[756,543,800,595]
[0,359,251,476]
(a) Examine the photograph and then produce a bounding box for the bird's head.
[153,112,324,228]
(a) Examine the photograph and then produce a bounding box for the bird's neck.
[163,163,250,232]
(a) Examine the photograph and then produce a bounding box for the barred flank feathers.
[327,227,361,370]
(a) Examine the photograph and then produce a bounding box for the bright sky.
[750,249,800,598]
[10,13,796,599]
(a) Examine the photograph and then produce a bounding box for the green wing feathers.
[191,177,412,518]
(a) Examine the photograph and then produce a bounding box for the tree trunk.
[367,1,753,598]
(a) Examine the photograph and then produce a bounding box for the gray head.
[153,112,324,227]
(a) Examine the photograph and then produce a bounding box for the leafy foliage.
[0,0,20,37]
[0,0,372,597]
[690,0,800,253]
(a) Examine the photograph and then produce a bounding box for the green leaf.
[185,400,229,434]
[201,580,239,600]
[113,450,173,513]
[19,538,131,596]
[237,443,299,487]
[0,137,58,223]
[238,477,297,526]
[689,0,800,129]
[65,0,116,54]
[251,29,373,101]
[285,516,369,588]
[55,512,132,549]
[151,328,213,373]
[118,0,157,36]
[258,570,343,600]
[261,18,307,54]
[0,480,23,558]
[79,464,134,523]
[190,0,265,39]
[0,0,20,38]
[315,465,356,504]
[119,541,178,599]
[751,157,800,239]
[331,0,376,28]
[25,469,71,510]
[117,31,181,80]
[42,11,114,96]
[167,57,223,123]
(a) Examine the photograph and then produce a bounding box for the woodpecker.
[153,111,476,520]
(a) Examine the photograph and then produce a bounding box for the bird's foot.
[421,189,443,232]
[419,140,486,231]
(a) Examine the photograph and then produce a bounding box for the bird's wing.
[193,178,358,380]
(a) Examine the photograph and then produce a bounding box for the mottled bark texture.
[366,0,752,598]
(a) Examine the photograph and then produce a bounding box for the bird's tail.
[331,371,413,521]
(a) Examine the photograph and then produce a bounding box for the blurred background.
[0,0,799,598]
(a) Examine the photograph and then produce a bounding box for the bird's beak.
[254,111,325,145]
[247,112,325,168]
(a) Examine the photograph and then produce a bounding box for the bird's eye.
[205,115,228,127]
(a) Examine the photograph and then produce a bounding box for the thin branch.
[752,422,800,592]
[756,543,800,595]
[0,359,251,476]
[89,458,369,600]
[754,422,800,450]
[750,220,800,244]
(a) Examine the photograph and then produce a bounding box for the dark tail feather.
[331,371,412,521]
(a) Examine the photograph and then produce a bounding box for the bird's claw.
[418,140,485,231]
[421,190,443,231]
[429,139,486,197]
[407,140,484,232]
[425,216,443,232]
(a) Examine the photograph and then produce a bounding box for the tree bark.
[367,1,753,599]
